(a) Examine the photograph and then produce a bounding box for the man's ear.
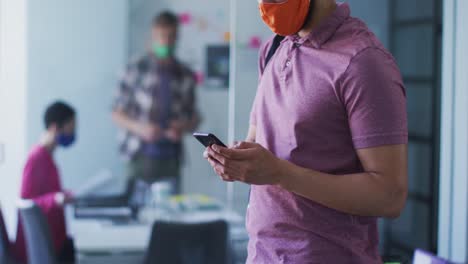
[48,123,59,134]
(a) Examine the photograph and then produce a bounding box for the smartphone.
[193,132,227,148]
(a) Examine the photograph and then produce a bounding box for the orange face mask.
[259,0,311,36]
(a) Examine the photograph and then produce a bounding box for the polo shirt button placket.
[281,58,291,82]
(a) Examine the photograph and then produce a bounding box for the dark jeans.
[57,237,75,263]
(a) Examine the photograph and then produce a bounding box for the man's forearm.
[112,110,145,136]
[113,110,167,143]
[276,160,407,218]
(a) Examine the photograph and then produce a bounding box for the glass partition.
[228,0,271,215]
[128,0,231,203]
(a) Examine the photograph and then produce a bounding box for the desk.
[69,208,246,253]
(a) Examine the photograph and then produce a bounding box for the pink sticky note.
[248,36,262,49]
[179,13,192,25]
[195,71,204,85]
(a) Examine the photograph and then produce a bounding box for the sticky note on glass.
[223,32,231,42]
[179,12,192,25]
[248,36,262,49]
[195,71,204,85]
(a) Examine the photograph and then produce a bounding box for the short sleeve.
[251,36,275,126]
[112,63,138,112]
[339,48,408,149]
[250,93,259,126]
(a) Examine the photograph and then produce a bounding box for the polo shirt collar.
[285,2,350,49]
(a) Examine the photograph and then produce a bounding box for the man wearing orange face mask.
[205,0,408,263]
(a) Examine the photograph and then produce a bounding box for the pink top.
[13,145,67,263]
[247,3,407,263]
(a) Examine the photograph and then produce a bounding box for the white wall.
[439,0,468,261]
[0,0,28,238]
[26,0,129,191]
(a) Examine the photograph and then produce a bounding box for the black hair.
[44,101,76,129]
[152,10,179,29]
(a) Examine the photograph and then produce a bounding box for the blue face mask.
[57,133,76,148]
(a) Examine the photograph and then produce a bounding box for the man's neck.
[40,132,56,154]
[298,0,337,38]
[151,53,175,65]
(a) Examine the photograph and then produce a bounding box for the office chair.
[144,220,229,264]
[18,200,56,264]
[1,207,14,264]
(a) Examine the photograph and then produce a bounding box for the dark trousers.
[57,237,75,263]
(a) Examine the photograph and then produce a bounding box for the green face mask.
[153,43,174,59]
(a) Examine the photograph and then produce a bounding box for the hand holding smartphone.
[193,132,227,148]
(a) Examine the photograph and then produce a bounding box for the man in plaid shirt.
[112,11,199,191]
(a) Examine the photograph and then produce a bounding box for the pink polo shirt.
[247,3,407,263]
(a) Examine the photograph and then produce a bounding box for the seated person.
[13,101,77,263]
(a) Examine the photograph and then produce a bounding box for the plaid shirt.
[113,54,199,160]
